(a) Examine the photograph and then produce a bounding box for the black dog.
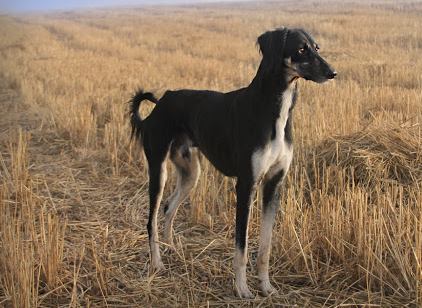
[129,27,336,298]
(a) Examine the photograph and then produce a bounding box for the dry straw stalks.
[0,1,421,307]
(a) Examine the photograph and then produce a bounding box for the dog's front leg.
[257,168,285,296]
[234,177,256,299]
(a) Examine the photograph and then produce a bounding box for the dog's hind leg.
[163,138,200,248]
[145,135,170,271]
[257,168,285,296]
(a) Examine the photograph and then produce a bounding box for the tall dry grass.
[0,1,421,306]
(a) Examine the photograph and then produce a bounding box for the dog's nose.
[327,71,337,79]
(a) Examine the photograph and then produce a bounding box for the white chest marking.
[252,86,295,181]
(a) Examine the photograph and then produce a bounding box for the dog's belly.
[197,145,237,177]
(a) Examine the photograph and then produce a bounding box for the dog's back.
[149,88,245,176]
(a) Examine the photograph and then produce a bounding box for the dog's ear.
[257,27,289,72]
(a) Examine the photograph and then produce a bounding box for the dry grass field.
[0,1,421,307]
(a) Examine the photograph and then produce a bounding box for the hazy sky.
[0,0,243,12]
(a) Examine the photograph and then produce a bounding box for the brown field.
[0,1,421,307]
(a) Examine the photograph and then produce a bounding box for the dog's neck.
[249,60,295,104]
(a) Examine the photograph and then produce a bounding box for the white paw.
[163,236,175,250]
[259,280,276,297]
[236,283,255,299]
[162,244,176,255]
[151,259,165,272]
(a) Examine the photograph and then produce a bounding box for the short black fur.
[129,90,158,140]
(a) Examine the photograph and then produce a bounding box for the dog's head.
[258,27,336,83]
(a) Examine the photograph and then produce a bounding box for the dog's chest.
[252,87,294,180]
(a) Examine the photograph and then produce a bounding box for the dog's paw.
[151,259,165,272]
[162,234,175,248]
[162,245,176,255]
[236,284,255,299]
[259,280,276,297]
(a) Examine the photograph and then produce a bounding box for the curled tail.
[129,89,158,141]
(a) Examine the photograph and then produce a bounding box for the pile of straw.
[312,124,421,189]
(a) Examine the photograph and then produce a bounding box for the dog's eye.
[298,48,305,54]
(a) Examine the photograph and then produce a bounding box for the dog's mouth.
[317,71,337,83]
[285,61,337,84]
[299,69,337,83]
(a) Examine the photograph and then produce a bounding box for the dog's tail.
[129,89,158,141]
